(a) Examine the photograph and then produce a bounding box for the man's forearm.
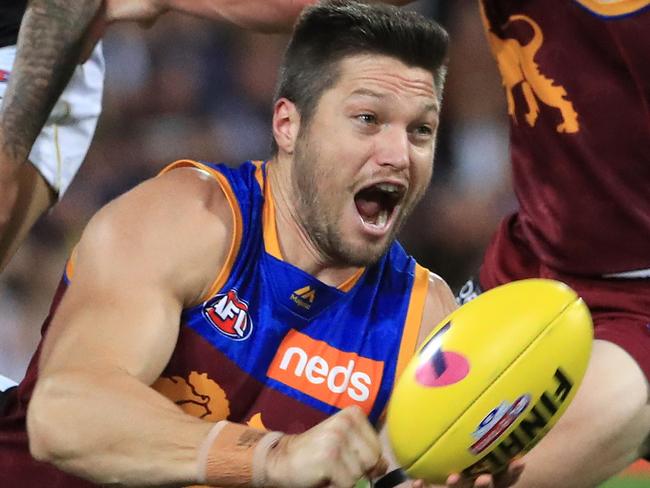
[0,0,102,165]
[28,369,214,486]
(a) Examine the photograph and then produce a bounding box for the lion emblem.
[153,371,230,421]
[480,4,579,133]
[153,371,269,430]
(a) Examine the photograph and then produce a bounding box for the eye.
[356,113,377,125]
[410,124,435,143]
[414,125,433,136]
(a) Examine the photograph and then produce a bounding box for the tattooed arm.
[0,0,102,254]
[0,0,102,167]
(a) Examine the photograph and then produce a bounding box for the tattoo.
[237,430,266,447]
[0,0,102,165]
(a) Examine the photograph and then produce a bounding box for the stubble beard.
[291,135,404,268]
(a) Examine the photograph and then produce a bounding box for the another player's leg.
[514,339,649,488]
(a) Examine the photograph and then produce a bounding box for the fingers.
[446,473,493,488]
[367,456,389,480]
[343,408,386,479]
[445,460,525,488]
[271,406,386,488]
[348,405,383,455]
[329,407,386,486]
[494,460,525,487]
[446,473,470,488]
[473,474,494,488]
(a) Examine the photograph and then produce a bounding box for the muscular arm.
[0,0,102,166]
[27,166,390,487]
[416,272,458,346]
[27,167,233,486]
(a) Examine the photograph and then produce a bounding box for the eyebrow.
[347,88,439,114]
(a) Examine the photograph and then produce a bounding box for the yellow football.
[386,278,593,483]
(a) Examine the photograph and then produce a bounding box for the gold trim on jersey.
[260,161,365,292]
[65,245,79,280]
[573,0,650,17]
[159,160,244,303]
[261,163,284,261]
[394,263,430,382]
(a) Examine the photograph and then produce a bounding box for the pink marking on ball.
[415,351,470,387]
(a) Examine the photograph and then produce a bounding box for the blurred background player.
[0,0,104,272]
[455,1,650,487]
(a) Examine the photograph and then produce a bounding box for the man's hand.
[444,460,525,488]
[101,0,168,25]
[265,406,388,488]
[406,460,525,488]
[81,0,313,62]
[99,0,316,31]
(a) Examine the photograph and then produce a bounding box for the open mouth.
[354,182,406,230]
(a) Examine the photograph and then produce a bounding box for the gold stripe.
[65,245,79,280]
[53,123,62,193]
[158,160,243,303]
[262,168,283,260]
[252,160,264,191]
[261,162,365,290]
[573,0,650,16]
[394,264,429,383]
[337,267,365,292]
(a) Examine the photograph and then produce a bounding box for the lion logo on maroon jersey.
[203,289,253,340]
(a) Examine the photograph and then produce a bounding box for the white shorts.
[0,42,105,197]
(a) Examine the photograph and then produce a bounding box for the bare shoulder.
[417,271,458,346]
[76,166,234,306]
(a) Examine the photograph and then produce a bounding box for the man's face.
[291,54,439,266]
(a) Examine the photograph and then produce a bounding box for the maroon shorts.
[477,214,650,381]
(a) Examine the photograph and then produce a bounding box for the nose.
[375,125,410,171]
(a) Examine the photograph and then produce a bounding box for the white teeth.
[376,183,400,193]
[359,209,389,229]
[376,210,388,227]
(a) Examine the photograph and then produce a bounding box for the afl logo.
[470,395,531,454]
[203,289,253,340]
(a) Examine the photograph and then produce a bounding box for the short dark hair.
[271,0,449,155]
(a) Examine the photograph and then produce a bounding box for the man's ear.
[272,98,301,155]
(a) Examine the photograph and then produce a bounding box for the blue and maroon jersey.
[0,160,430,486]
[480,0,650,276]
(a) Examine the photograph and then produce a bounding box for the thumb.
[367,456,389,479]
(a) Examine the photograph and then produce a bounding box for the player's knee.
[540,341,650,482]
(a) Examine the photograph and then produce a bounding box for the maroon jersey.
[481,0,650,275]
[0,161,428,486]
[0,281,96,487]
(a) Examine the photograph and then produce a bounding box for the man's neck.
[266,160,362,288]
